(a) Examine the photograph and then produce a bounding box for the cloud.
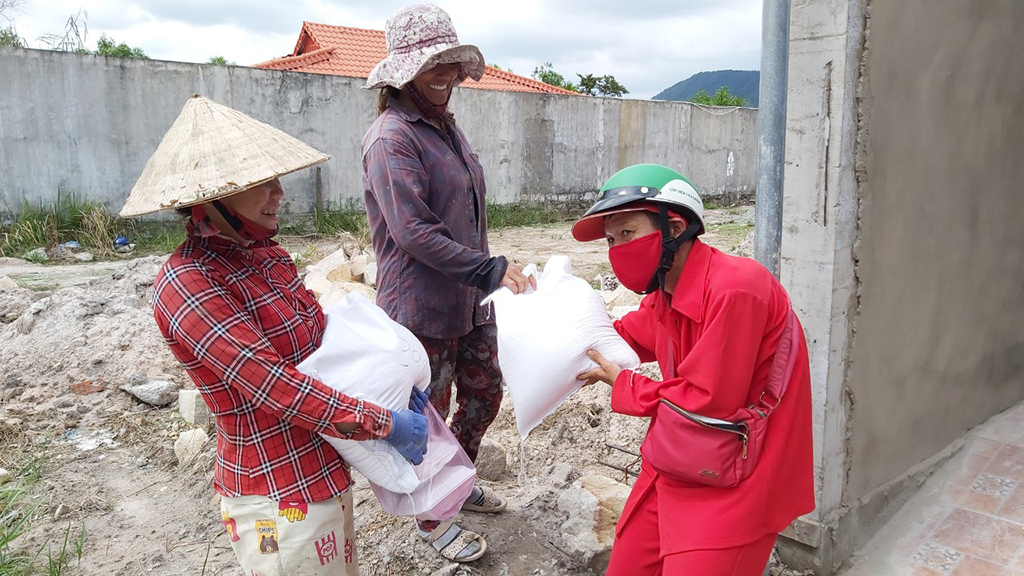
[9,0,763,99]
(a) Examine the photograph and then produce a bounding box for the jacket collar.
[666,238,711,323]
[387,96,455,126]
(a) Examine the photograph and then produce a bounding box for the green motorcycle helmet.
[571,164,705,242]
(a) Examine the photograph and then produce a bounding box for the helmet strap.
[643,205,702,294]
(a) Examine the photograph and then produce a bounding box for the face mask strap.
[211,200,243,231]
[211,199,277,242]
[643,204,702,294]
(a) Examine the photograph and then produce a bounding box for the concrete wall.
[779,0,1024,572]
[0,47,757,218]
[846,0,1024,500]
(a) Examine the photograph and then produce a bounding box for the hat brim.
[365,43,485,90]
[119,96,330,218]
[571,205,686,242]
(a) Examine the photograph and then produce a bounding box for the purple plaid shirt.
[362,97,507,339]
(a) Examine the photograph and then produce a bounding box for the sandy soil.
[0,205,801,576]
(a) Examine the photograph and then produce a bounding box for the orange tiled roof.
[253,22,580,96]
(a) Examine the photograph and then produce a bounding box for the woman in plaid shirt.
[120,95,428,576]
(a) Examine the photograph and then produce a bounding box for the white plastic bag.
[295,292,429,493]
[370,402,477,520]
[483,255,641,438]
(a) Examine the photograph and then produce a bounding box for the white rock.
[0,276,18,290]
[304,275,333,297]
[473,438,508,481]
[178,389,212,426]
[73,252,95,262]
[602,285,642,308]
[556,474,631,567]
[363,261,378,287]
[0,468,11,484]
[326,255,369,283]
[305,248,348,277]
[317,281,377,308]
[122,380,181,406]
[174,428,209,466]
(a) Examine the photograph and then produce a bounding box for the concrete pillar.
[776,0,865,571]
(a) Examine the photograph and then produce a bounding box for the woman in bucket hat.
[361,3,534,563]
[574,164,815,575]
[121,95,429,575]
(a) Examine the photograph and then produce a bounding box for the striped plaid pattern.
[153,234,392,502]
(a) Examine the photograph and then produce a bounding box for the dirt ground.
[0,205,805,576]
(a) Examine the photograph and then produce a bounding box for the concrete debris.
[327,254,372,284]
[174,428,209,466]
[363,261,378,287]
[474,438,508,481]
[596,275,619,292]
[556,473,631,568]
[318,281,378,309]
[545,462,578,488]
[601,285,642,308]
[54,503,70,520]
[122,380,180,407]
[304,274,333,297]
[14,300,46,334]
[304,247,348,280]
[178,389,212,427]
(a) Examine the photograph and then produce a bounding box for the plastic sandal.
[423,519,487,563]
[460,484,507,513]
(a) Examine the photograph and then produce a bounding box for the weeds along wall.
[0,47,757,219]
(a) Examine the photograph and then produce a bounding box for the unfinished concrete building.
[776,0,1024,572]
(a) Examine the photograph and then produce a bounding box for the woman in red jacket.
[575,164,815,576]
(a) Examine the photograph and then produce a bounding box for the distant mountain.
[653,70,760,107]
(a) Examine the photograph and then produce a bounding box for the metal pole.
[754,0,792,278]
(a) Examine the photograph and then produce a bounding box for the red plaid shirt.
[153,234,392,502]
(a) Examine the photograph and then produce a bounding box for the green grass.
[310,201,573,236]
[1,196,579,261]
[44,523,85,576]
[0,443,85,576]
[0,190,188,259]
[313,206,370,237]
[0,487,36,575]
[486,202,575,229]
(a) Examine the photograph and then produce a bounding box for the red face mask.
[608,231,662,293]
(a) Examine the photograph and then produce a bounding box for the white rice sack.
[295,293,429,493]
[483,255,641,438]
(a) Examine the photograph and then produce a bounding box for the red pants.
[605,481,776,576]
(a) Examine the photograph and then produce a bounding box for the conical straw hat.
[120,95,329,217]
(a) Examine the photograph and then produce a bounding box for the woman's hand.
[500,263,537,294]
[577,349,623,387]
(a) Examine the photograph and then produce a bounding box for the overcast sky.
[4,0,763,99]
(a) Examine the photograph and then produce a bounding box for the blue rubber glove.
[385,409,428,465]
[409,387,430,414]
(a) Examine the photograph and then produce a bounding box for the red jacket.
[613,238,815,551]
